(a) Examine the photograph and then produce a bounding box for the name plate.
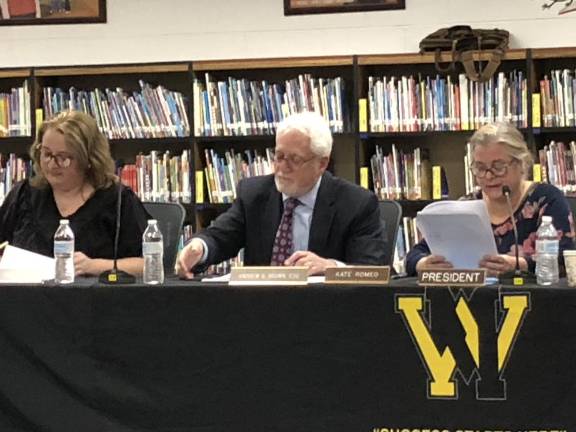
[418,269,486,286]
[325,266,390,285]
[229,266,308,286]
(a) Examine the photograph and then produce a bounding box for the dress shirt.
[283,177,321,253]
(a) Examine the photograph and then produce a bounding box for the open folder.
[416,200,498,269]
[0,245,55,283]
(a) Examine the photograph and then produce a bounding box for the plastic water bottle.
[54,219,75,284]
[535,215,559,286]
[143,219,164,284]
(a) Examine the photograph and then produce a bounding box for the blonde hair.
[469,122,533,174]
[30,111,117,189]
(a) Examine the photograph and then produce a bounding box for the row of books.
[0,154,32,204]
[463,142,480,196]
[118,150,193,203]
[201,147,274,204]
[370,144,432,200]
[539,70,576,128]
[0,82,31,137]
[194,73,346,136]
[43,81,190,139]
[537,140,576,194]
[367,71,528,132]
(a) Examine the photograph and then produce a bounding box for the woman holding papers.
[406,122,575,277]
[0,111,149,277]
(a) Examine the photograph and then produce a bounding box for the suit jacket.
[195,172,387,269]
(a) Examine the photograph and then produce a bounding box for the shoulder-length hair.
[30,111,117,189]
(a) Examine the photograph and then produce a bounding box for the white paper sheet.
[416,200,498,269]
[0,245,55,283]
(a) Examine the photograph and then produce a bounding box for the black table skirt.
[0,278,572,431]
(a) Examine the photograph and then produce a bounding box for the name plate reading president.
[229,266,308,286]
[418,269,486,286]
[325,266,390,285]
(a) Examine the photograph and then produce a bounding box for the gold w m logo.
[395,289,530,400]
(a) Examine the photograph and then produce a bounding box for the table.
[0,278,573,431]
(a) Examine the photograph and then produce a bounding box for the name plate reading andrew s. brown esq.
[229,266,308,286]
[325,266,390,285]
[418,269,486,286]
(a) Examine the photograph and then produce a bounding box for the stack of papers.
[0,245,55,283]
[416,200,498,269]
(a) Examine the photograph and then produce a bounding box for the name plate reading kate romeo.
[325,266,390,285]
[418,269,486,286]
[229,266,308,286]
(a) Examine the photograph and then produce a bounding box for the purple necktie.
[270,198,300,266]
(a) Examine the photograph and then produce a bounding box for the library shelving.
[2,48,576,230]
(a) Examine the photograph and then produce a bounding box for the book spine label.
[533,164,542,183]
[432,165,442,200]
[195,170,204,203]
[358,98,368,133]
[360,167,369,189]
[35,108,44,129]
[532,93,541,128]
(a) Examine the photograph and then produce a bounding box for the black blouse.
[0,180,150,259]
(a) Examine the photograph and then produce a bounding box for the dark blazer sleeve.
[311,174,387,265]
[195,180,248,268]
[343,192,387,265]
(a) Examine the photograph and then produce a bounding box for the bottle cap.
[542,215,552,223]
[60,219,69,224]
[148,219,157,224]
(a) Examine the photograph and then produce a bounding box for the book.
[360,167,369,189]
[532,93,541,128]
[358,98,368,132]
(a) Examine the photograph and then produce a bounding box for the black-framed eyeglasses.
[273,152,317,169]
[470,159,518,178]
[39,147,74,168]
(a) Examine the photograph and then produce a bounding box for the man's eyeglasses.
[273,152,316,169]
[470,159,518,178]
[39,147,74,168]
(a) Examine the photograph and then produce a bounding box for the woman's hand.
[479,254,519,276]
[415,255,454,273]
[74,251,96,276]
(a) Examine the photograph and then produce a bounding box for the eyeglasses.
[273,152,316,169]
[39,147,74,168]
[470,159,518,178]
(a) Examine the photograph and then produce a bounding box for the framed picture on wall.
[0,0,106,25]
[284,0,405,15]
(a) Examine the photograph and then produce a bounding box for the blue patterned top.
[405,183,576,276]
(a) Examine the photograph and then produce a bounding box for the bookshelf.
[191,56,357,229]
[1,48,576,232]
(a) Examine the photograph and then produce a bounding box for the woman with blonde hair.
[406,122,575,277]
[0,110,149,277]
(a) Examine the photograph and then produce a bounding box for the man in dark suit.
[176,111,386,277]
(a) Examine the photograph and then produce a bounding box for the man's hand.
[415,254,454,273]
[175,238,205,279]
[284,251,337,275]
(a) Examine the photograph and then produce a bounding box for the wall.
[1,0,576,68]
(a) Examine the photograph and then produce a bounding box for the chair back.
[143,202,186,273]
[379,200,402,266]
[566,196,576,220]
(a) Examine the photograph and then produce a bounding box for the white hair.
[276,111,333,157]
